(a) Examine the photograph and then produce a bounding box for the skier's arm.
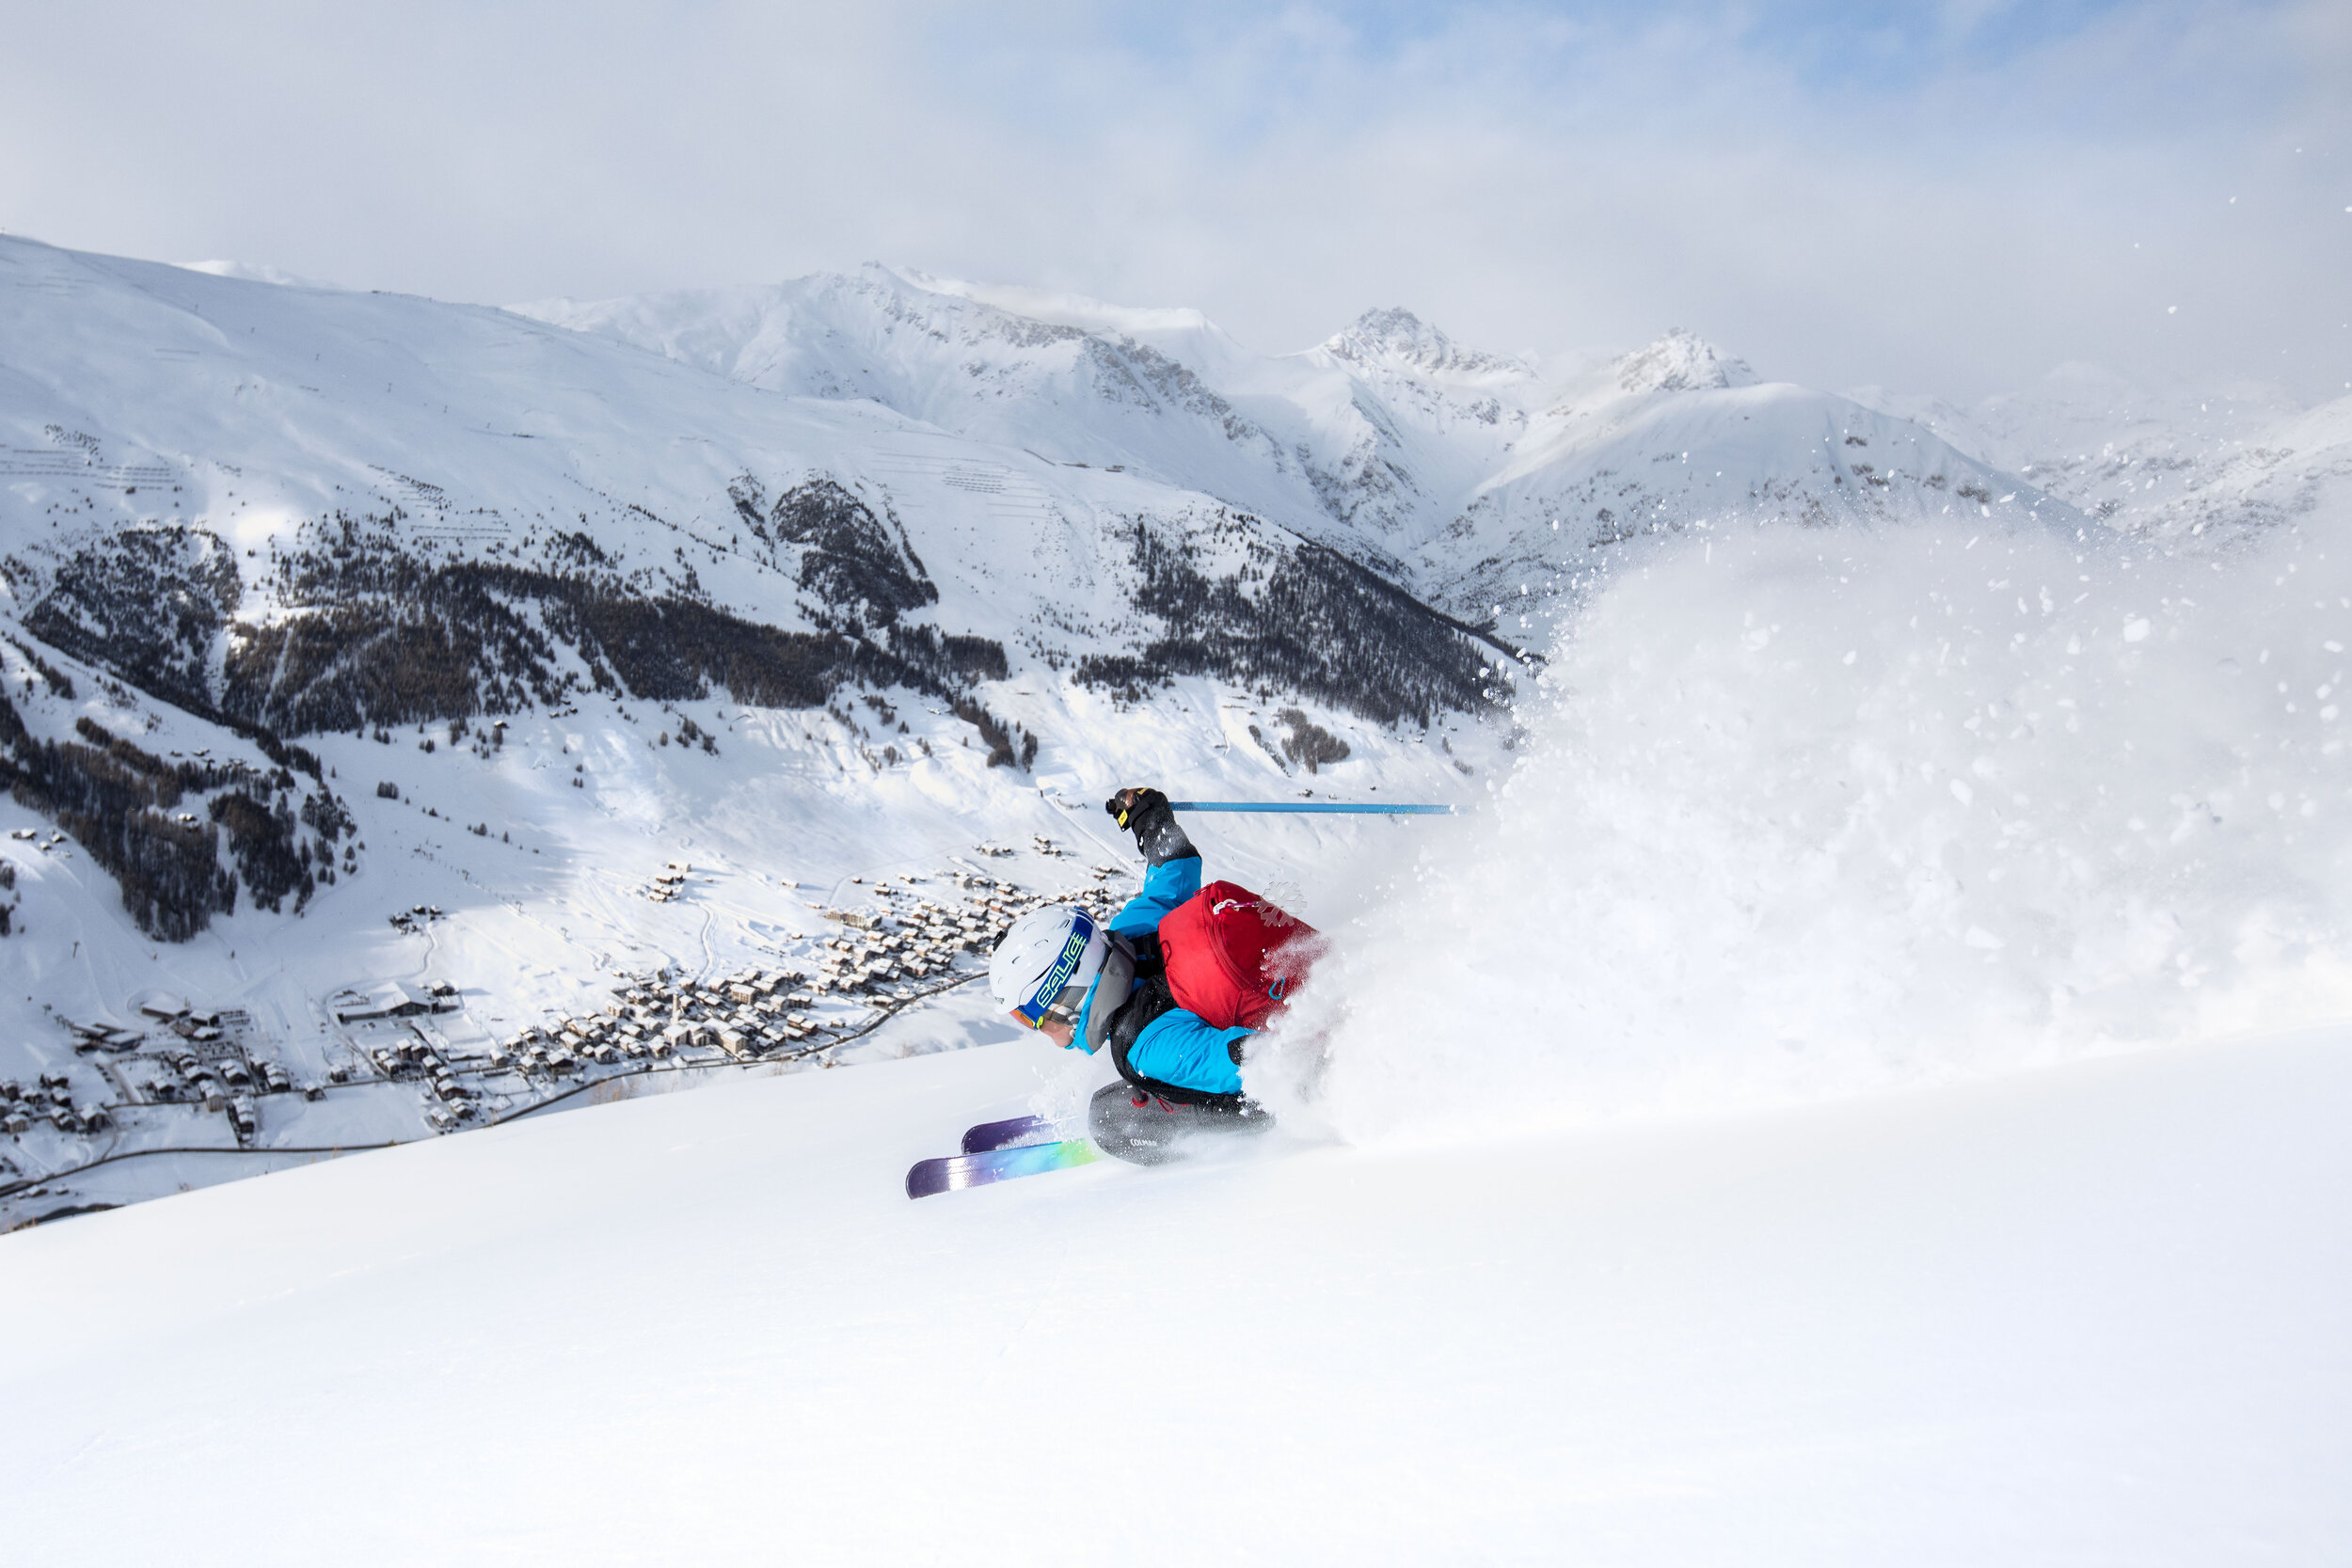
[1110,856,1200,941]
[1105,786,1200,940]
[1124,1008,1249,1098]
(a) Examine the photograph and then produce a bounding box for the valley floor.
[1,1026,2345,1564]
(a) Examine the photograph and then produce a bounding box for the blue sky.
[1,0,2344,399]
[1104,0,2142,85]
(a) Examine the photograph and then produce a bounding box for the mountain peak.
[1321,308,1526,379]
[1614,328,1756,394]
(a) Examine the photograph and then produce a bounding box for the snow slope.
[2,1021,2345,1565]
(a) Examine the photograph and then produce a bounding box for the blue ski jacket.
[1068,852,1251,1099]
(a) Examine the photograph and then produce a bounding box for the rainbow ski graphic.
[906,1138,1098,1199]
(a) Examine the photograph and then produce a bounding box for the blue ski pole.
[1165,800,1455,816]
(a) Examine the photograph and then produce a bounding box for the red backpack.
[1157,881,1320,1031]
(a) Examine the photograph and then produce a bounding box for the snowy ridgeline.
[1,230,2349,1225]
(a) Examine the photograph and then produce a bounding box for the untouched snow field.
[2,1024,2346,1564]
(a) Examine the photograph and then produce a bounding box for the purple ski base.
[961,1115,1057,1154]
[906,1139,1099,1199]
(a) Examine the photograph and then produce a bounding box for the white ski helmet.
[990,905,1108,1030]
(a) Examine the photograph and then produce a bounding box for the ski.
[906,1138,1098,1199]
[961,1115,1057,1154]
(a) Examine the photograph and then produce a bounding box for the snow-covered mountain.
[1856,364,2352,546]
[522,269,2073,619]
[0,239,1490,730]
[2,230,2340,1231]
[0,236,1522,1227]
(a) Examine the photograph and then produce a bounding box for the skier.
[988,786,1315,1163]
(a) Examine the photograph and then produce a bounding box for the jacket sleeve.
[1069,859,1202,1057]
[1109,855,1200,942]
[1123,1006,1249,1098]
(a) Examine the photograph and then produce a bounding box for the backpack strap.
[1127,930,1166,979]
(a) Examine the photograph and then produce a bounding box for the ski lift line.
[1167,801,1455,816]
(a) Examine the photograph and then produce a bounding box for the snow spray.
[1251,513,2352,1147]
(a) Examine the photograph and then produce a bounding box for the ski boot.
[1088,1081,1273,1166]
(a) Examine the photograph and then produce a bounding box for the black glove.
[1105,786,1198,867]
[1104,787,1169,830]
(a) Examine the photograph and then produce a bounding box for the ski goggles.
[1010,982,1089,1031]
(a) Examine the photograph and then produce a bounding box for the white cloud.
[0,1,2344,400]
